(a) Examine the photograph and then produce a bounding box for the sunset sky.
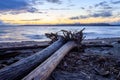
[0,0,120,25]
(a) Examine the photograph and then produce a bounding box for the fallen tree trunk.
[0,37,65,80]
[23,41,77,80]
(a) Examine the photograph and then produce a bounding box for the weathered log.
[23,41,77,80]
[0,51,21,60]
[0,37,65,80]
[0,44,48,59]
[83,44,113,48]
[0,43,48,59]
[0,44,48,52]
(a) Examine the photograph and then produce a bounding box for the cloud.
[69,11,112,20]
[46,0,62,4]
[95,1,107,7]
[111,0,120,4]
[30,0,62,5]
[0,0,43,14]
[76,1,114,19]
[30,0,44,5]
[27,8,38,13]
[0,0,28,10]
[90,11,112,17]
[8,11,24,15]
[20,19,41,21]
[81,7,85,10]
[0,0,63,14]
[94,1,112,9]
[70,16,79,20]
[68,4,75,7]
[0,0,31,14]
[49,8,70,10]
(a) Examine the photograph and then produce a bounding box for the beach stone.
[101,41,109,44]
[102,51,110,55]
[96,56,106,62]
[63,61,68,67]
[111,42,118,45]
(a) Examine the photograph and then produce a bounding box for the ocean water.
[0,25,120,42]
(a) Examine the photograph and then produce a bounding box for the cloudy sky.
[0,0,120,25]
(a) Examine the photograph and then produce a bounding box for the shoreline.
[0,37,120,48]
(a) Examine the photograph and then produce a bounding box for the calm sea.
[0,25,120,42]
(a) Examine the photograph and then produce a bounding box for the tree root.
[45,28,85,51]
[45,28,85,42]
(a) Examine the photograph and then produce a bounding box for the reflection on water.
[0,26,120,42]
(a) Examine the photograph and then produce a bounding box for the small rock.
[94,68,110,77]
[80,56,88,61]
[97,56,107,62]
[64,62,68,67]
[111,42,118,45]
[102,41,108,44]
[102,51,109,54]
[100,71,110,77]
[76,60,81,65]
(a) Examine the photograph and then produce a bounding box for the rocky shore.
[0,37,120,80]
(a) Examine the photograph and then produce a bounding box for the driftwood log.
[83,44,113,48]
[0,37,65,80]
[0,51,20,60]
[0,44,48,59]
[0,44,48,52]
[22,41,77,80]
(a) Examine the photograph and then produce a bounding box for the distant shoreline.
[0,23,120,27]
[20,25,120,26]
[21,23,120,26]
